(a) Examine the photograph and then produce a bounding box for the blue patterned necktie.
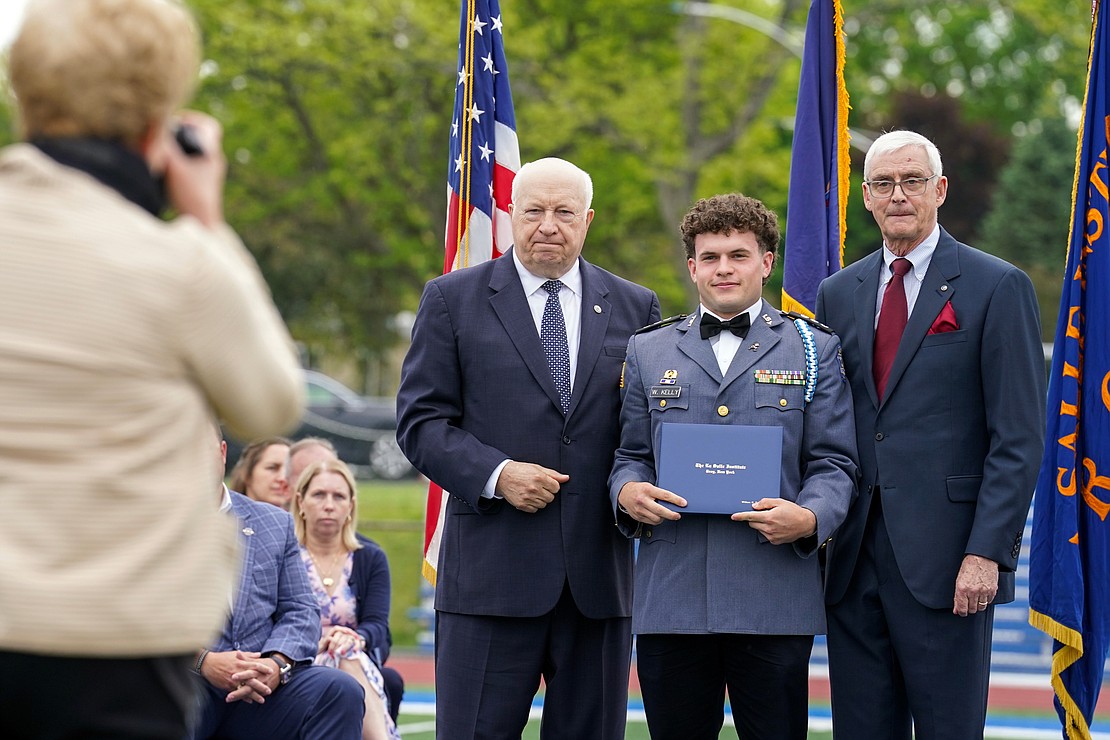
[541,280,572,415]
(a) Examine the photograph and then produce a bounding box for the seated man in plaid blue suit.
[191,430,364,740]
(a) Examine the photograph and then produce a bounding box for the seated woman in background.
[293,459,400,740]
[228,436,291,509]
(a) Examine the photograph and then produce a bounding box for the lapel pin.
[762,314,773,325]
[750,343,760,351]
[940,285,949,292]
[593,304,602,314]
[242,527,254,536]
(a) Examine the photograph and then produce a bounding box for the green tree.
[188,0,457,391]
[980,115,1075,270]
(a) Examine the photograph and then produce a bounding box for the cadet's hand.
[953,554,998,617]
[496,462,568,513]
[617,481,685,525]
[731,499,817,545]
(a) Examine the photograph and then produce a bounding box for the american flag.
[423,0,520,584]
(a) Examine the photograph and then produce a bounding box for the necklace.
[308,549,344,589]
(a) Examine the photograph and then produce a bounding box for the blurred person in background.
[292,459,400,740]
[194,429,363,740]
[286,436,406,723]
[287,436,339,492]
[0,0,304,737]
[230,436,292,509]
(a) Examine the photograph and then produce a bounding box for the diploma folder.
[657,422,783,515]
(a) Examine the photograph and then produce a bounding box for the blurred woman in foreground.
[292,459,400,740]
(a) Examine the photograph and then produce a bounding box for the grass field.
[355,479,430,648]
[393,714,836,739]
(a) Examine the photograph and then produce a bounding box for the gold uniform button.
[779,398,788,407]
[717,405,729,417]
[659,399,667,408]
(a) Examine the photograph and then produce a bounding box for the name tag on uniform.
[650,386,682,398]
[753,369,805,386]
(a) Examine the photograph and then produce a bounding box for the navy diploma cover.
[657,422,783,515]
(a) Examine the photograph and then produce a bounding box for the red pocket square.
[928,301,959,334]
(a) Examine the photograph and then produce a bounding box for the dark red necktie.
[873,258,912,399]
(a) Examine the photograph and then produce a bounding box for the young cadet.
[610,192,858,740]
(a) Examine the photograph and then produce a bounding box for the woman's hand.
[321,625,365,656]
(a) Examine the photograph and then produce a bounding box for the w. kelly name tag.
[650,386,682,398]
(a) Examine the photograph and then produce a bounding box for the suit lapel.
[853,252,883,408]
[567,260,610,419]
[882,231,961,404]
[676,313,722,383]
[720,301,780,393]
[229,494,254,640]
[488,251,565,415]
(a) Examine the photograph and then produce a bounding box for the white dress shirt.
[702,299,763,375]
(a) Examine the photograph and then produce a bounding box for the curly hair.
[679,193,780,261]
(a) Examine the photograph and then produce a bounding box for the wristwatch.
[268,654,293,685]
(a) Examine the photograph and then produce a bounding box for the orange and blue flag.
[781,0,849,317]
[1028,2,1110,737]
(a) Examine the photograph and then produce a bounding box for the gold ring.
[977,601,989,606]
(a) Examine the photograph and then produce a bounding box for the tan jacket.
[0,145,304,657]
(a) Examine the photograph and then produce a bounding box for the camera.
[173,124,204,157]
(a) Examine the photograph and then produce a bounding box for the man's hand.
[731,499,817,545]
[496,462,568,513]
[157,111,227,229]
[200,650,276,704]
[617,481,685,525]
[953,554,999,617]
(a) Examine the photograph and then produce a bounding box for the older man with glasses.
[815,130,1046,740]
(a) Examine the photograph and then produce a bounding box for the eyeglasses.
[518,207,581,224]
[864,175,938,198]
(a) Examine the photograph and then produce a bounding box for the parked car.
[225,370,415,480]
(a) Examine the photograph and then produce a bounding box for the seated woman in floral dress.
[292,459,401,740]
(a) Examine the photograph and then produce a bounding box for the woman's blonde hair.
[292,459,362,551]
[9,0,200,143]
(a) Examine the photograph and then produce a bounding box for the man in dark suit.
[396,157,660,739]
[815,130,1046,740]
[192,431,364,740]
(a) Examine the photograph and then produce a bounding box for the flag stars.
[454,154,465,173]
[457,68,466,86]
[451,121,458,138]
[482,53,495,73]
[468,104,485,123]
[491,15,503,33]
[478,142,493,161]
[472,14,487,36]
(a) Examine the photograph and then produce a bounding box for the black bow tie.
[700,312,750,340]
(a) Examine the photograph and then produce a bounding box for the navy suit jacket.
[212,492,320,664]
[396,250,660,619]
[816,229,1046,609]
[348,533,392,665]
